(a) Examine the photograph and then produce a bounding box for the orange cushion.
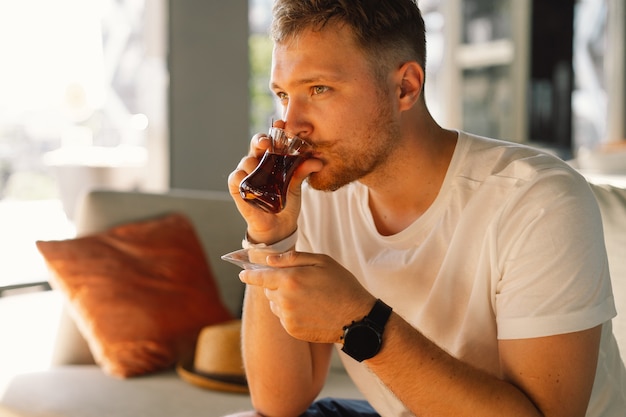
[36,213,233,378]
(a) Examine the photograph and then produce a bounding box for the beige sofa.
[1,179,625,417]
[0,189,361,417]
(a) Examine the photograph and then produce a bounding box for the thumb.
[290,158,323,192]
[281,157,323,216]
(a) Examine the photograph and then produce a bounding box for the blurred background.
[0,0,624,290]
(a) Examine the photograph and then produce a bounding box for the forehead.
[270,25,373,87]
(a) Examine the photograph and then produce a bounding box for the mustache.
[307,139,334,151]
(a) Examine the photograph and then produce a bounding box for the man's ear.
[396,61,424,110]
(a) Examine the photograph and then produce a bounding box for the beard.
[306,97,401,192]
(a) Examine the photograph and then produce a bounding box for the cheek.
[322,93,375,124]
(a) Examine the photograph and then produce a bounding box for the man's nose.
[282,98,312,139]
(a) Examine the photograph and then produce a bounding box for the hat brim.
[176,359,249,394]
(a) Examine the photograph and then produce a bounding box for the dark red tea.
[239,151,306,213]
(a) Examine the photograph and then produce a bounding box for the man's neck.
[363,127,458,236]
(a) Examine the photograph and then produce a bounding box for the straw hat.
[176,319,248,394]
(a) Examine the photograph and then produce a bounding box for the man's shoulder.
[457,131,580,185]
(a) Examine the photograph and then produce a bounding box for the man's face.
[270,24,401,191]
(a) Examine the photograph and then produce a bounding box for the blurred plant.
[249,33,276,135]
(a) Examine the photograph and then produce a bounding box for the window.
[249,0,275,135]
[0,0,167,289]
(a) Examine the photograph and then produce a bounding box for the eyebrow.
[270,75,343,91]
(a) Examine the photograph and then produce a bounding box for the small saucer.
[220,248,275,270]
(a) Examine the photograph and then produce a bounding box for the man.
[227,1,626,416]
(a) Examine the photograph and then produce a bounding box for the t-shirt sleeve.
[495,171,616,339]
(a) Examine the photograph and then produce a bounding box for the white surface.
[1,366,361,417]
[0,200,74,288]
[0,291,363,416]
[0,292,64,397]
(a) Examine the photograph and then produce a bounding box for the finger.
[268,299,280,317]
[227,166,251,197]
[227,153,266,197]
[272,119,286,129]
[289,157,323,195]
[251,133,271,155]
[239,269,276,289]
[266,251,321,268]
[228,134,270,194]
[294,158,324,181]
[237,154,263,175]
[263,287,284,323]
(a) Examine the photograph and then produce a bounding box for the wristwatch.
[341,299,393,362]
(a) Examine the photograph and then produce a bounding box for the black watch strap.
[366,299,392,331]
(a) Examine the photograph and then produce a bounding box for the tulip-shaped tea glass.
[239,127,312,214]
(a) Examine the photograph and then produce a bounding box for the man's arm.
[241,252,603,417]
[366,313,602,417]
[241,285,333,417]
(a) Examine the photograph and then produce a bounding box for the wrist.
[341,299,393,362]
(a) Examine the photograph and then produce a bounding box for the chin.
[306,172,351,192]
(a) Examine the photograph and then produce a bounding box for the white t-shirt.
[297,132,626,417]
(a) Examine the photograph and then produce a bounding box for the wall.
[607,0,626,141]
[169,1,250,192]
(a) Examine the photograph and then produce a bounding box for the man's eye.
[276,92,288,101]
[312,86,329,95]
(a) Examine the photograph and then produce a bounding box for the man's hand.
[239,251,375,343]
[227,120,322,244]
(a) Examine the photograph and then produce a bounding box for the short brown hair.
[270,0,427,80]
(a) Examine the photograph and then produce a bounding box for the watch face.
[342,322,382,362]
